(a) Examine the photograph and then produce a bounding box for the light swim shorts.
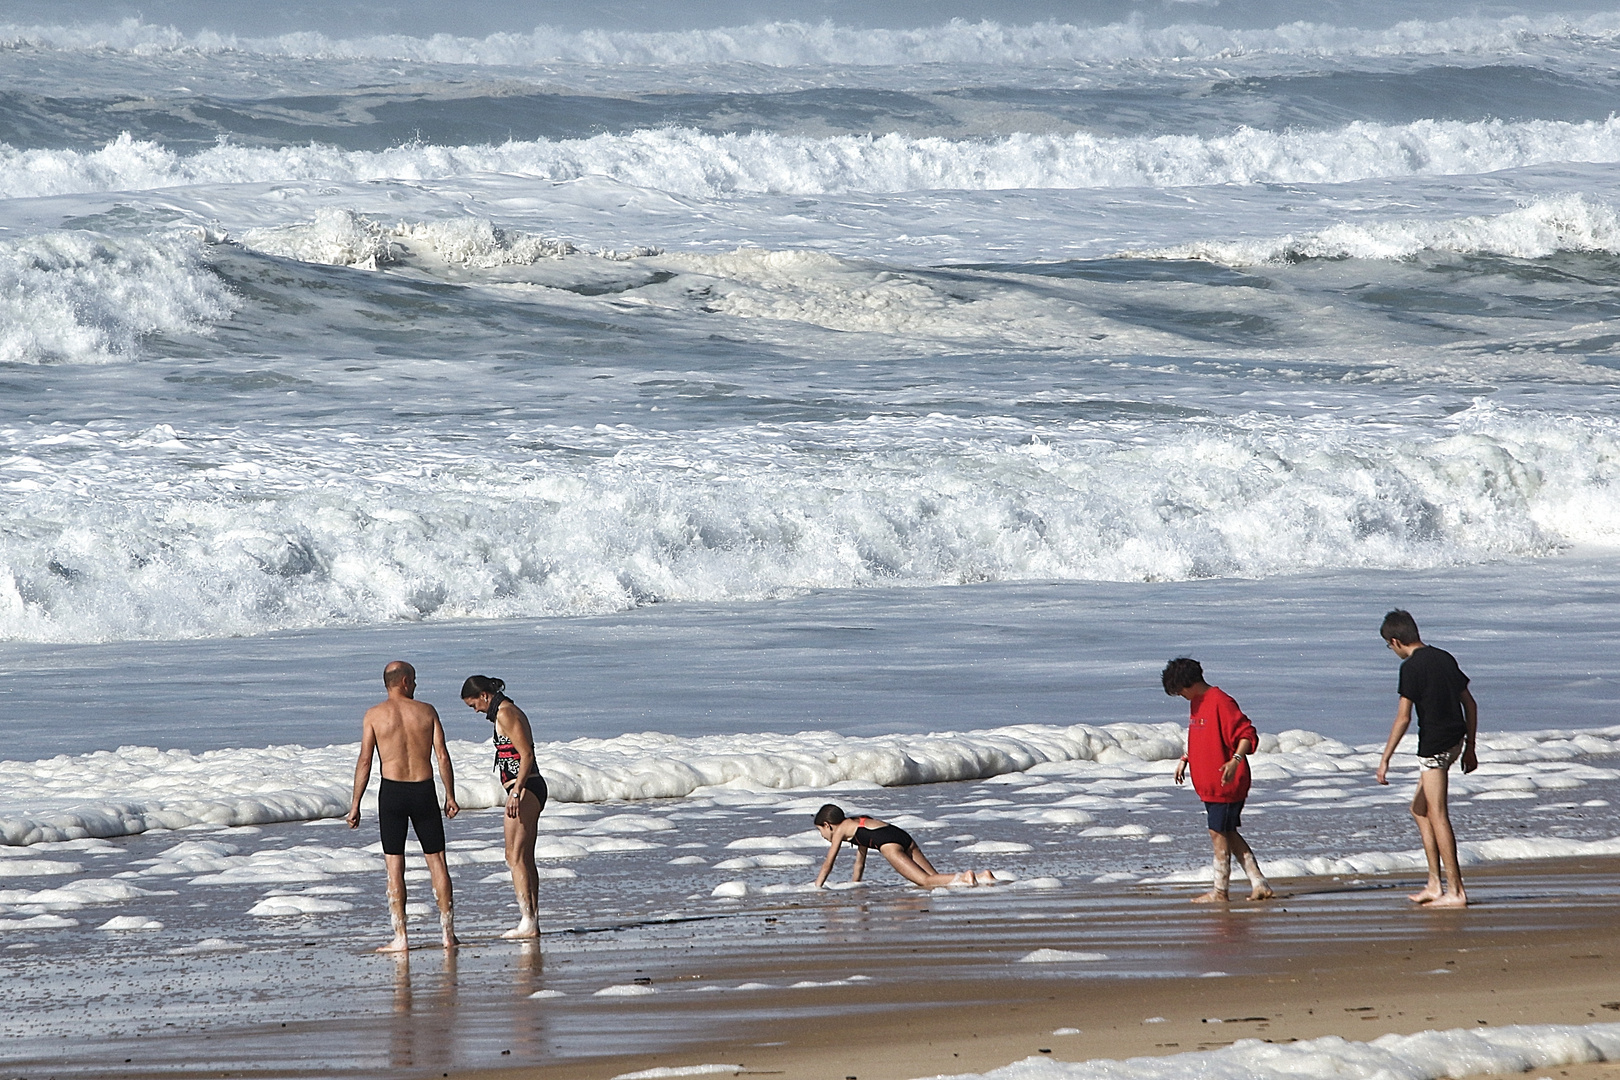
[1418,740,1465,772]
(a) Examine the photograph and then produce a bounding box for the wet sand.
[31,856,1620,1080]
[461,857,1620,1080]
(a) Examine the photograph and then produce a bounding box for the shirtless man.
[346,660,461,951]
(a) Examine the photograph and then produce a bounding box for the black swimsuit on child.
[850,816,912,851]
[487,693,548,808]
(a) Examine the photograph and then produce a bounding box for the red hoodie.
[1185,685,1257,804]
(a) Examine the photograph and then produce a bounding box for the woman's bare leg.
[503,790,543,939]
[881,844,974,887]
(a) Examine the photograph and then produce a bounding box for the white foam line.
[2,13,1614,68]
[5,115,1620,202]
[2,722,1618,846]
[934,1021,1620,1080]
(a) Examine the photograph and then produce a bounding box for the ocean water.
[4,0,1620,1074]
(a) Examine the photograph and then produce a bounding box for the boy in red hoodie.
[1163,657,1274,903]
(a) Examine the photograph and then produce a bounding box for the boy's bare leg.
[1228,832,1274,900]
[1407,778,1446,903]
[1192,830,1231,903]
[424,851,460,948]
[378,853,410,952]
[1417,767,1468,907]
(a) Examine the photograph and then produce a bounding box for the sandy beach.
[16,856,1616,1080]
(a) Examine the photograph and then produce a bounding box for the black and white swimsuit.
[487,694,548,805]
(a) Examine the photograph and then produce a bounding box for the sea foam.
[1139,194,1620,265]
[6,403,1620,643]
[1,721,1615,847]
[3,13,1616,69]
[940,1022,1620,1080]
[0,231,234,365]
[6,116,1620,202]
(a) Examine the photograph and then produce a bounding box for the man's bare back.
[345,660,460,951]
[364,694,444,783]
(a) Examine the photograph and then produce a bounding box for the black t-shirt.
[1397,645,1470,756]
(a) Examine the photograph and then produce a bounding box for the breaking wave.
[5,117,1620,201]
[3,13,1619,68]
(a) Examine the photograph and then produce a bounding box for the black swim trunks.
[852,823,913,851]
[378,778,446,856]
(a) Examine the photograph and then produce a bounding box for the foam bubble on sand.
[247,894,356,916]
[0,860,83,877]
[957,841,1034,854]
[611,1066,742,1080]
[97,916,162,931]
[0,879,161,910]
[595,984,659,997]
[1012,877,1064,890]
[169,938,244,954]
[187,844,381,884]
[529,989,566,999]
[668,856,707,865]
[0,914,79,930]
[1019,949,1108,963]
[942,1022,1620,1080]
[711,853,814,870]
[711,881,749,898]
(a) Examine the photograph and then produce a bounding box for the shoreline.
[24,856,1620,1080]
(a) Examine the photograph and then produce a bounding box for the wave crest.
[0,231,235,365]
[6,117,1620,201]
[3,14,1618,68]
[1138,194,1620,264]
[3,406,1619,642]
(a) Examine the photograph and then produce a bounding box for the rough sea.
[4,0,1620,1074]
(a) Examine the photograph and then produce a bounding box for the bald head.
[383,661,415,690]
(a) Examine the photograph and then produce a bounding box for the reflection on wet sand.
[387,946,462,1073]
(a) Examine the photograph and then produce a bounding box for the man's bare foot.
[974,870,998,885]
[1408,885,1443,904]
[501,920,540,939]
[376,934,409,953]
[1248,884,1275,901]
[1428,891,1468,908]
[1191,891,1230,904]
[442,933,462,948]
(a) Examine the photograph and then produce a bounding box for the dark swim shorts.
[1204,800,1244,833]
[378,778,446,856]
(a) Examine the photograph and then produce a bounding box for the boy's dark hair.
[1380,609,1421,645]
[813,803,845,827]
[1161,657,1204,695]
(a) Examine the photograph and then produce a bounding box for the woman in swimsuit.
[812,803,994,889]
[461,675,547,939]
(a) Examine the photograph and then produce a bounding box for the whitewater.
[4,0,1620,1074]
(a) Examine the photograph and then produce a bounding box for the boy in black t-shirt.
[1376,609,1479,908]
